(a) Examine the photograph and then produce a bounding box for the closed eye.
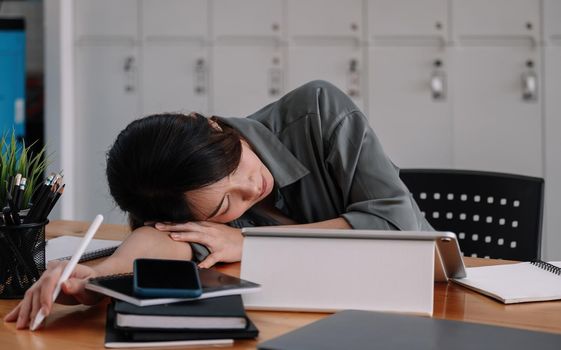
[207,194,226,219]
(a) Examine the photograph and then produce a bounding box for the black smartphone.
[133,258,203,298]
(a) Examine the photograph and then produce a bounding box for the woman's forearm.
[90,226,193,277]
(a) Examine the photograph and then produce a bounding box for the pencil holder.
[0,221,47,299]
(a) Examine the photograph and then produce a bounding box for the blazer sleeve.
[325,112,432,231]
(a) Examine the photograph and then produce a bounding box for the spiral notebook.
[452,260,561,304]
[46,235,121,263]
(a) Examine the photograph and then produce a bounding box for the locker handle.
[430,69,446,101]
[347,59,360,98]
[194,58,207,95]
[268,67,283,96]
[124,56,134,72]
[522,68,538,101]
[123,56,136,93]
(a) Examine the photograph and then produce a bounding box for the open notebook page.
[452,261,561,304]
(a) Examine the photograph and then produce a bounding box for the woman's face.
[185,141,274,223]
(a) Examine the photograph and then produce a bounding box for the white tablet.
[240,228,466,314]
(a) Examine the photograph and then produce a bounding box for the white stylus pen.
[30,214,104,331]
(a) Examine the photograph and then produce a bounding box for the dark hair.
[106,112,242,229]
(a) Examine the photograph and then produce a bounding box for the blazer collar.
[214,116,309,188]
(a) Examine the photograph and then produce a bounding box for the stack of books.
[86,268,261,348]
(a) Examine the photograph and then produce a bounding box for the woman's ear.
[208,118,223,132]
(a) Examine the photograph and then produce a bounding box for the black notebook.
[114,295,248,330]
[86,268,261,306]
[258,310,561,350]
[105,303,259,348]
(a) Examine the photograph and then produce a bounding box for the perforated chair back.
[400,169,544,261]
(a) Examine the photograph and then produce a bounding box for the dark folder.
[258,310,561,350]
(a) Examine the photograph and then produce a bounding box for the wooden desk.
[1,221,561,349]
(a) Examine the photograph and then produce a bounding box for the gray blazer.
[216,80,432,232]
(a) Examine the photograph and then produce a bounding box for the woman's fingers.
[16,290,33,329]
[61,278,100,306]
[30,289,42,329]
[198,254,220,269]
[3,262,97,330]
[155,222,198,232]
[163,221,243,266]
[3,302,21,322]
[39,263,65,313]
[169,231,211,247]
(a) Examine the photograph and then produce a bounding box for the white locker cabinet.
[211,0,284,40]
[211,45,285,118]
[142,44,208,115]
[287,0,362,38]
[369,46,452,168]
[544,47,561,260]
[141,0,207,39]
[544,0,561,38]
[287,0,363,109]
[452,47,542,177]
[46,0,561,260]
[288,46,364,110]
[74,0,138,41]
[453,0,540,41]
[367,0,448,39]
[141,1,209,115]
[75,45,139,224]
[544,0,561,259]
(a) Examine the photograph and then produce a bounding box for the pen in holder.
[0,171,63,299]
[0,221,47,299]
[0,132,63,298]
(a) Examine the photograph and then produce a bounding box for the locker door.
[453,47,542,177]
[212,45,284,117]
[543,0,561,259]
[212,0,284,39]
[453,0,539,41]
[287,0,363,110]
[287,0,362,37]
[75,0,138,40]
[288,46,364,110]
[368,0,448,38]
[544,0,561,38]
[544,46,561,260]
[75,45,139,224]
[142,44,208,115]
[369,46,452,168]
[141,0,207,39]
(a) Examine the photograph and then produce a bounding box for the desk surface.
[1,220,561,349]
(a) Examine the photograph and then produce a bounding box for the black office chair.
[399,169,544,261]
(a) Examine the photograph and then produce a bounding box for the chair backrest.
[399,169,544,261]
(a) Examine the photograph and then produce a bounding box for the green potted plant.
[0,132,55,299]
[0,132,49,212]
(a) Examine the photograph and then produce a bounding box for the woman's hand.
[3,260,103,330]
[155,222,243,268]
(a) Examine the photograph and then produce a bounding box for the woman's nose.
[235,175,260,200]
